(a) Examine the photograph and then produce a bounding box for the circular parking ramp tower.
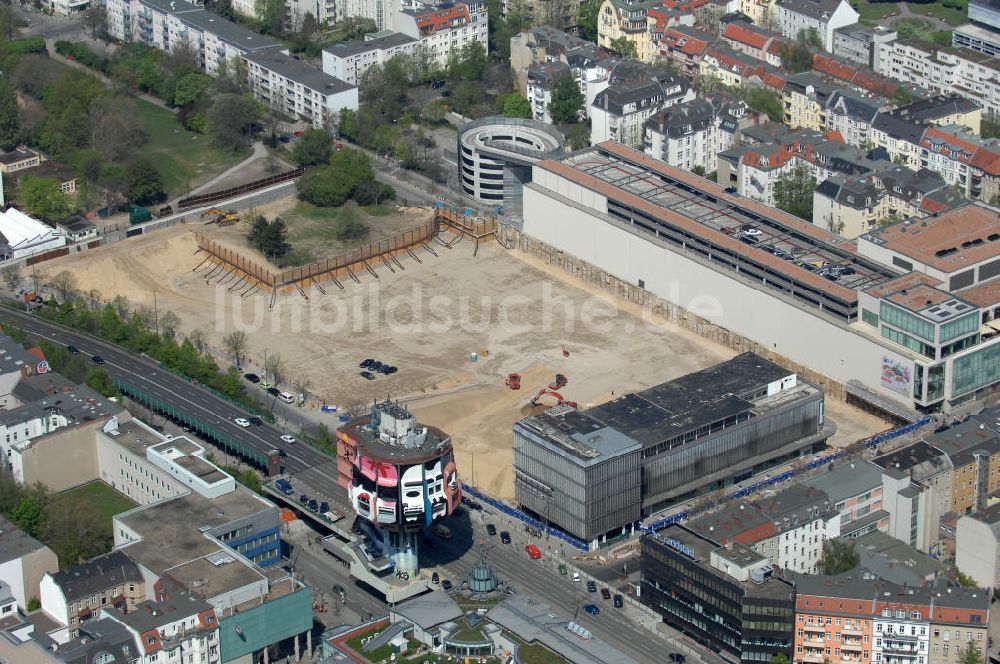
[458,116,565,217]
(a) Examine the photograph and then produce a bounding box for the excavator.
[529,373,576,408]
[200,208,240,226]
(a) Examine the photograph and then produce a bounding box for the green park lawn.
[852,0,969,27]
[134,99,248,199]
[50,481,137,522]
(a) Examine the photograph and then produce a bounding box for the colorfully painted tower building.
[336,400,461,573]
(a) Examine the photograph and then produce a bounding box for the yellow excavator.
[200,208,240,226]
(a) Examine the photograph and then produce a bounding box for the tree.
[49,271,79,302]
[693,73,722,94]
[745,87,784,123]
[0,80,18,151]
[892,87,914,107]
[693,3,725,35]
[781,41,815,73]
[20,177,75,223]
[817,539,859,576]
[608,36,638,59]
[1,265,20,290]
[771,655,791,664]
[264,352,285,386]
[334,204,368,241]
[124,158,165,205]
[86,367,118,397]
[954,567,977,588]
[502,93,533,119]
[568,123,591,150]
[159,311,181,338]
[188,328,208,354]
[958,642,984,664]
[550,76,585,125]
[798,27,823,48]
[207,93,259,151]
[254,0,286,35]
[292,128,334,167]
[81,5,108,39]
[173,71,213,108]
[87,96,146,163]
[578,0,599,41]
[250,217,290,258]
[289,11,320,55]
[0,4,19,43]
[222,330,248,368]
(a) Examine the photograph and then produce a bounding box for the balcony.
[803,639,824,648]
[842,627,863,636]
[882,647,919,657]
[803,624,825,633]
[841,642,863,651]
[801,655,825,663]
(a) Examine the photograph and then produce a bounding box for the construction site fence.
[177,167,305,209]
[637,416,931,534]
[461,485,589,551]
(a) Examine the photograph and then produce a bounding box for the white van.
[278,391,295,404]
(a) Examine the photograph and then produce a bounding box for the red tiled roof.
[414,4,470,33]
[724,22,769,49]
[921,126,979,162]
[813,53,857,81]
[661,27,709,55]
[919,197,950,214]
[761,71,787,91]
[970,145,1000,175]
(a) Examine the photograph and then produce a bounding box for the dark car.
[723,186,738,194]
[66,345,79,354]
[587,580,597,593]
[248,416,263,425]
[431,572,440,584]
[308,499,318,511]
[431,79,446,89]
[360,371,376,380]
[442,579,453,591]
[500,531,511,544]
[320,501,329,513]
[244,373,260,383]
[370,361,384,371]
[601,588,611,600]
[278,449,287,458]
[299,494,308,504]
[613,594,623,608]
[669,654,686,663]
[91,355,105,365]
[278,135,291,144]
[379,365,396,375]
[266,387,280,397]
[360,359,375,368]
[332,584,346,598]
[583,604,600,616]
[486,523,497,536]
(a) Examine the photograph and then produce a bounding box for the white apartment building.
[104,0,280,75]
[245,48,359,128]
[774,0,859,51]
[591,70,694,148]
[395,0,488,66]
[526,61,571,124]
[321,31,418,85]
[874,606,931,664]
[878,40,1000,115]
[643,96,748,174]
[50,0,89,15]
[825,90,881,148]
[101,587,221,664]
[339,0,401,30]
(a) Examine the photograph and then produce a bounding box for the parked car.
[370,361,384,371]
[359,359,375,368]
[442,579,453,591]
[266,387,280,396]
[587,580,597,593]
[66,345,78,354]
[525,544,542,559]
[500,531,511,544]
[234,418,251,427]
[91,355,105,364]
[280,434,296,444]
[601,588,611,600]
[319,501,329,513]
[248,416,263,425]
[299,494,308,504]
[486,523,497,536]
[431,572,440,584]
[278,449,287,458]
[308,499,318,511]
[360,371,376,380]
[614,594,624,608]
[379,365,397,375]
[583,604,600,616]
[244,373,260,383]
[669,653,686,663]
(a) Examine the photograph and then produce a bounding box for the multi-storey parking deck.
[545,143,898,321]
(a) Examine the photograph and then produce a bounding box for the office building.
[642,523,795,664]
[514,353,831,546]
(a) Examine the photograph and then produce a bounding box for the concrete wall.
[14,424,101,492]
[955,515,998,588]
[38,574,67,626]
[19,547,58,610]
[521,177,916,410]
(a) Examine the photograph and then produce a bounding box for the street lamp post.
[152,288,159,335]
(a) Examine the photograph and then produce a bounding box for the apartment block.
[643,95,751,174]
[824,91,881,149]
[774,0,859,51]
[878,40,1000,115]
[802,460,888,538]
[591,61,694,148]
[722,20,787,67]
[321,31,418,85]
[245,48,359,129]
[0,517,57,612]
[833,24,897,70]
[395,0,487,67]
[526,61,571,124]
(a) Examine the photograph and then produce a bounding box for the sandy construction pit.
[44,223,886,498]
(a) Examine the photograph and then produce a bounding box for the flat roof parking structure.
[542,143,899,322]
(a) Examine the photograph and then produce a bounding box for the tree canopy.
[20,176,75,222]
[817,539,860,576]
[292,128,334,167]
[124,158,165,205]
[502,93,533,119]
[549,76,585,125]
[247,214,290,258]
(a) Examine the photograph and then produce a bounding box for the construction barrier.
[178,167,305,209]
[462,484,589,551]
